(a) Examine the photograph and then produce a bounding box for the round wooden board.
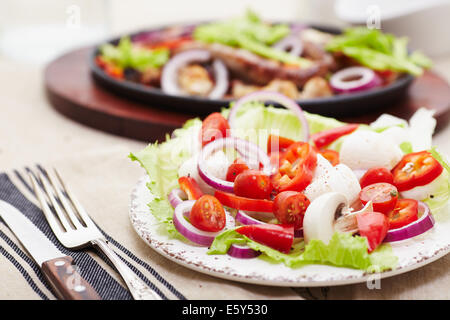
[45,47,450,142]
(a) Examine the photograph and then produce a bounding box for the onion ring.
[329,66,382,94]
[384,201,435,242]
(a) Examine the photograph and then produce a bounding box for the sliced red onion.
[208,59,229,99]
[235,210,303,238]
[235,210,265,225]
[168,188,187,208]
[329,66,382,94]
[384,201,435,243]
[227,244,261,259]
[172,200,221,246]
[198,137,272,192]
[227,91,310,142]
[161,49,228,99]
[273,35,303,56]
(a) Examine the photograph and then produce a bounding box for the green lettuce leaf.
[208,229,397,272]
[301,232,397,272]
[221,102,345,152]
[129,118,202,236]
[193,10,311,67]
[100,36,169,71]
[207,228,246,255]
[424,147,450,218]
[326,27,431,76]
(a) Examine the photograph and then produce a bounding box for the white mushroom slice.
[334,164,361,204]
[304,194,374,245]
[303,192,348,245]
[400,170,449,201]
[304,155,361,204]
[340,130,403,170]
[336,201,374,234]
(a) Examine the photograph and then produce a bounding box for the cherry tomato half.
[234,170,273,200]
[392,151,443,191]
[189,195,226,232]
[356,211,389,252]
[273,191,310,229]
[387,199,418,230]
[311,124,359,149]
[271,142,317,192]
[200,113,230,147]
[226,158,249,182]
[236,224,294,254]
[359,182,399,215]
[359,166,394,189]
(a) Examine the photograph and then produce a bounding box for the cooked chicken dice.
[178,64,214,96]
[231,79,300,99]
[300,76,333,99]
[231,80,260,98]
[263,79,300,99]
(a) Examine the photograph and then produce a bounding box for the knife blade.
[0,200,101,300]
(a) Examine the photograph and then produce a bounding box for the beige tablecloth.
[0,56,449,300]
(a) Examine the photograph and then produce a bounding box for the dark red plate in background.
[88,24,414,117]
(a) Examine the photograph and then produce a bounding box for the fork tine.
[36,170,73,232]
[45,168,85,230]
[53,168,97,229]
[27,171,67,234]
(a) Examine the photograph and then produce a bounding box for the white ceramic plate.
[130,175,450,287]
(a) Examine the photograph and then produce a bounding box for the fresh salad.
[97,10,432,101]
[130,90,449,273]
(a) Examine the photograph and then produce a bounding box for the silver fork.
[27,167,162,300]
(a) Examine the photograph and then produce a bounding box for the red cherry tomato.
[392,151,443,191]
[236,224,294,254]
[234,170,273,200]
[319,149,339,166]
[311,124,359,149]
[225,158,249,182]
[360,167,394,189]
[359,183,399,215]
[189,195,226,232]
[214,191,274,212]
[271,142,317,192]
[200,113,230,147]
[387,199,418,230]
[356,211,389,252]
[178,176,203,200]
[273,191,310,229]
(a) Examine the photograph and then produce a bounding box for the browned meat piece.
[299,76,333,99]
[178,64,214,96]
[176,42,330,87]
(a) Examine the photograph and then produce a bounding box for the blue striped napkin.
[0,168,186,300]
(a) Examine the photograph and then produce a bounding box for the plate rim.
[129,175,450,287]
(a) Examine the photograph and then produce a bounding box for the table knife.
[0,200,101,300]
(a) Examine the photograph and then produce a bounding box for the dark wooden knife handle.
[41,256,101,300]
